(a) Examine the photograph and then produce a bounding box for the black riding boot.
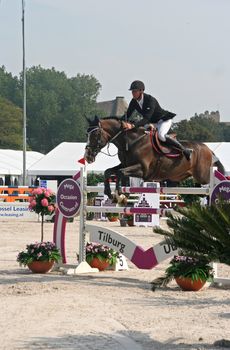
[165,136,192,161]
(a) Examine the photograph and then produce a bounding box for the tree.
[0,97,23,149]
[173,114,223,142]
[21,66,101,153]
[0,66,20,106]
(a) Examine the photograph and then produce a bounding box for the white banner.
[0,202,37,221]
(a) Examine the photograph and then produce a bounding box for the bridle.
[85,123,123,157]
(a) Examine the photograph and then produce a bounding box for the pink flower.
[29,196,35,203]
[44,190,51,198]
[32,188,43,195]
[41,198,49,207]
[29,200,36,209]
[48,205,54,212]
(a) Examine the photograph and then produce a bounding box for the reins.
[86,119,147,158]
[101,129,126,156]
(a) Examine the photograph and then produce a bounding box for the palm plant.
[153,201,230,266]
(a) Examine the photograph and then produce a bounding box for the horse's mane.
[86,115,122,133]
[87,115,122,126]
[100,116,121,121]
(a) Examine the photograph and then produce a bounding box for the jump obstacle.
[53,167,230,284]
[0,186,35,202]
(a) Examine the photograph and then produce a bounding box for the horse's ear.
[94,115,100,123]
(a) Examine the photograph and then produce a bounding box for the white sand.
[0,218,229,350]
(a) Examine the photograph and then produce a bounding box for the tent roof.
[27,141,230,177]
[27,142,119,176]
[0,149,44,176]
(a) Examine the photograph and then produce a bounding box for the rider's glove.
[143,123,154,131]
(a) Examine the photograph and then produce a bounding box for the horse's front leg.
[104,164,123,199]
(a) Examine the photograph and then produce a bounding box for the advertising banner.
[0,202,38,221]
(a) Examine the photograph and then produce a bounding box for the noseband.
[85,126,104,156]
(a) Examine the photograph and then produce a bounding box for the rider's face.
[131,89,143,101]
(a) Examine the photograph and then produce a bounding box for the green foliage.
[85,242,119,266]
[17,242,61,266]
[87,172,104,201]
[172,114,224,142]
[105,212,119,219]
[179,178,206,204]
[0,97,23,149]
[153,202,230,265]
[23,66,101,153]
[123,214,134,221]
[87,172,104,186]
[0,66,20,105]
[0,65,102,153]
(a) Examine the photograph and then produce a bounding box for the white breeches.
[155,119,172,141]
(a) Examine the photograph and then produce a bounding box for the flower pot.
[27,260,54,273]
[127,219,134,226]
[119,218,127,227]
[88,257,110,271]
[175,277,207,291]
[108,217,119,222]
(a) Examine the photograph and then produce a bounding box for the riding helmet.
[129,80,145,91]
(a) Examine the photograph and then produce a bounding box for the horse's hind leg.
[192,148,213,184]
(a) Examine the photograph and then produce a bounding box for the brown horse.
[84,116,225,198]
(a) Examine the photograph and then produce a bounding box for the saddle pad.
[150,130,181,158]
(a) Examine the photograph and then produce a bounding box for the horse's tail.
[212,153,225,175]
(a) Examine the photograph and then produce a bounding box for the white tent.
[205,143,230,175]
[0,149,44,175]
[27,142,120,176]
[27,141,230,177]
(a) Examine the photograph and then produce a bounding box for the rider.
[126,80,192,161]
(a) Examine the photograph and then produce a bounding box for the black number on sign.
[119,255,123,266]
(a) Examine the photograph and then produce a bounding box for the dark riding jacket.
[126,93,176,126]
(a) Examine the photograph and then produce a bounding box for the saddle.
[121,122,182,158]
[150,129,182,158]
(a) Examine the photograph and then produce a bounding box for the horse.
[84,116,225,199]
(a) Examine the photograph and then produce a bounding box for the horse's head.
[84,116,109,163]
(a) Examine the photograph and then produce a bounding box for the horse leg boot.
[165,136,192,161]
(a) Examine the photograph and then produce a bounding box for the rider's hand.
[144,123,154,131]
[122,121,135,130]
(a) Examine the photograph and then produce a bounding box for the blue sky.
[0,0,229,121]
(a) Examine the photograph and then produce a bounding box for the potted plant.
[86,242,119,271]
[123,213,134,226]
[17,187,61,273]
[151,255,214,291]
[105,212,120,222]
[17,241,61,273]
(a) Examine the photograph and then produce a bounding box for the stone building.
[97,96,128,117]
